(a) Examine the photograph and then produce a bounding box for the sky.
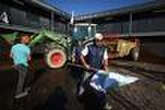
[43,0,154,15]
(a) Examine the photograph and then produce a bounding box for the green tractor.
[0,23,95,69]
[29,24,97,69]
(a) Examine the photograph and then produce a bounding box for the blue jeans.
[14,64,28,94]
[93,74,118,91]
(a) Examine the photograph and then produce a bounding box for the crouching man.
[10,34,31,99]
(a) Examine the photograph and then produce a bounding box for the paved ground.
[0,60,165,110]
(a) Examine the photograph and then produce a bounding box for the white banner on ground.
[90,71,139,92]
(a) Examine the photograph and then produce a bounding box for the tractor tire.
[131,47,140,61]
[45,48,67,69]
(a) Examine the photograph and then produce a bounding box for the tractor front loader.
[29,30,72,69]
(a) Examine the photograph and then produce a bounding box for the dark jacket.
[86,44,105,69]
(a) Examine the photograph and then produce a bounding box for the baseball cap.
[95,33,103,40]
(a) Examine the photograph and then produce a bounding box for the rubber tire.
[45,48,67,69]
[131,47,139,61]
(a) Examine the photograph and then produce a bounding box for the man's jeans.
[14,64,28,95]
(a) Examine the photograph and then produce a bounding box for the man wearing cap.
[78,33,108,90]
[77,33,111,110]
[81,33,108,75]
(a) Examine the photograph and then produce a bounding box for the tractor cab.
[72,23,97,41]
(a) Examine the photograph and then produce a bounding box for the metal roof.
[75,0,165,21]
[8,0,71,20]
[74,23,97,26]
[29,0,71,19]
[0,23,39,33]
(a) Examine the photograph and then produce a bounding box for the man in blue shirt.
[10,34,31,99]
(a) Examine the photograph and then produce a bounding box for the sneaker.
[78,86,84,96]
[14,91,28,99]
[104,103,112,110]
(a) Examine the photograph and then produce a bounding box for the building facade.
[76,0,165,38]
[0,0,70,34]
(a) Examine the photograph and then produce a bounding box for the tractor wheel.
[131,47,140,61]
[45,48,67,69]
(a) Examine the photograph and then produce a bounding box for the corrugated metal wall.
[97,13,165,34]
[133,14,165,33]
[0,2,68,33]
[9,7,27,26]
[97,21,129,34]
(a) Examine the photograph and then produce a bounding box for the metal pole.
[51,11,54,31]
[88,23,92,38]
[129,13,133,36]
